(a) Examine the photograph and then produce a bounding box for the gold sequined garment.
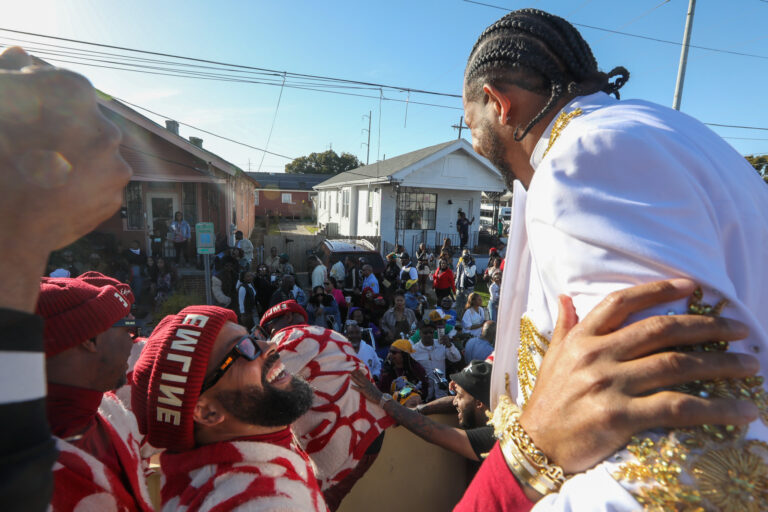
[517,315,550,406]
[614,289,768,511]
[542,108,583,159]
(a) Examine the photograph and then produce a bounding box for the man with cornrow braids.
[458,8,768,512]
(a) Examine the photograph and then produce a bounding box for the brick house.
[246,172,328,220]
[90,93,257,259]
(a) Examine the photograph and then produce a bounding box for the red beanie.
[37,271,134,357]
[259,299,308,328]
[131,305,237,452]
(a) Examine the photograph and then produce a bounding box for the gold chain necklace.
[541,108,583,159]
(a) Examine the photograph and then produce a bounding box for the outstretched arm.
[351,370,479,461]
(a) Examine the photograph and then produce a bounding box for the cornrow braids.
[465,8,629,141]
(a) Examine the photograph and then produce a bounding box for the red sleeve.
[454,442,533,512]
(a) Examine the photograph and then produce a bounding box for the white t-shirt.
[355,341,381,378]
[311,264,327,290]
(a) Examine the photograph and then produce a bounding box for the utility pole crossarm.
[452,115,469,139]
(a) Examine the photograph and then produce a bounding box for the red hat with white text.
[259,299,308,328]
[131,305,236,452]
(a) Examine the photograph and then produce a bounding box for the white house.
[314,139,506,254]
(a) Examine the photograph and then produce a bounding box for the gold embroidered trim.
[615,288,768,510]
[518,316,551,406]
[541,108,583,159]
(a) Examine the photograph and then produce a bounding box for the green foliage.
[157,292,205,318]
[284,149,361,175]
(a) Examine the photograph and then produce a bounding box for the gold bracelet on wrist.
[490,395,567,495]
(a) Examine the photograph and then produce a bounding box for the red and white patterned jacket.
[160,428,327,511]
[50,393,154,512]
[272,325,395,490]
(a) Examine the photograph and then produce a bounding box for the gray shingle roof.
[246,172,329,190]
[314,140,459,188]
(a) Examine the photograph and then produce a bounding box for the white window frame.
[281,192,293,204]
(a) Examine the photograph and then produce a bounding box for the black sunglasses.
[200,335,264,394]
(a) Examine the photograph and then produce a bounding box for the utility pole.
[361,111,372,165]
[452,116,468,139]
[672,0,696,111]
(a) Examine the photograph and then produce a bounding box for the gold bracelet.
[490,395,567,494]
[499,431,556,496]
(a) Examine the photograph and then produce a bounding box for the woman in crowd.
[432,258,455,301]
[415,243,431,294]
[377,339,428,401]
[380,292,417,345]
[440,237,454,260]
[483,253,502,284]
[348,307,382,352]
[324,276,347,319]
[306,285,341,331]
[461,292,486,337]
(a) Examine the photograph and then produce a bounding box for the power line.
[704,122,768,131]
[0,42,463,111]
[111,96,297,160]
[0,27,462,98]
[462,0,768,61]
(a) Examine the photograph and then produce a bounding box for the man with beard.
[38,272,153,511]
[131,305,324,511]
[351,360,494,463]
[460,8,768,510]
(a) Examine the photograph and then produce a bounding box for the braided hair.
[465,8,629,141]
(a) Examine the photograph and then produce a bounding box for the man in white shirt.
[234,230,254,266]
[329,258,345,283]
[310,256,327,289]
[459,7,768,511]
[411,320,461,401]
[345,321,380,380]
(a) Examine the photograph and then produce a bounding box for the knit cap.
[37,271,134,357]
[259,299,308,328]
[131,305,236,452]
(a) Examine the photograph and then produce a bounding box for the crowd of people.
[208,237,507,408]
[2,6,768,512]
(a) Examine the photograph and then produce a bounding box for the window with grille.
[397,191,437,230]
[125,182,143,230]
[281,193,292,204]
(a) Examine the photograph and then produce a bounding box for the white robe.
[491,92,768,510]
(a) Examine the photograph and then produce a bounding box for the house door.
[447,199,471,230]
[146,193,179,257]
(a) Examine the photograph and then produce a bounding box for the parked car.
[311,239,385,274]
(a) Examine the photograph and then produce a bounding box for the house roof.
[245,172,328,191]
[95,91,247,180]
[313,139,500,189]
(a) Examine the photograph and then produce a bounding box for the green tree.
[285,150,362,175]
[745,154,768,185]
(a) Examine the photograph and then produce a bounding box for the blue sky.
[4,0,768,173]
